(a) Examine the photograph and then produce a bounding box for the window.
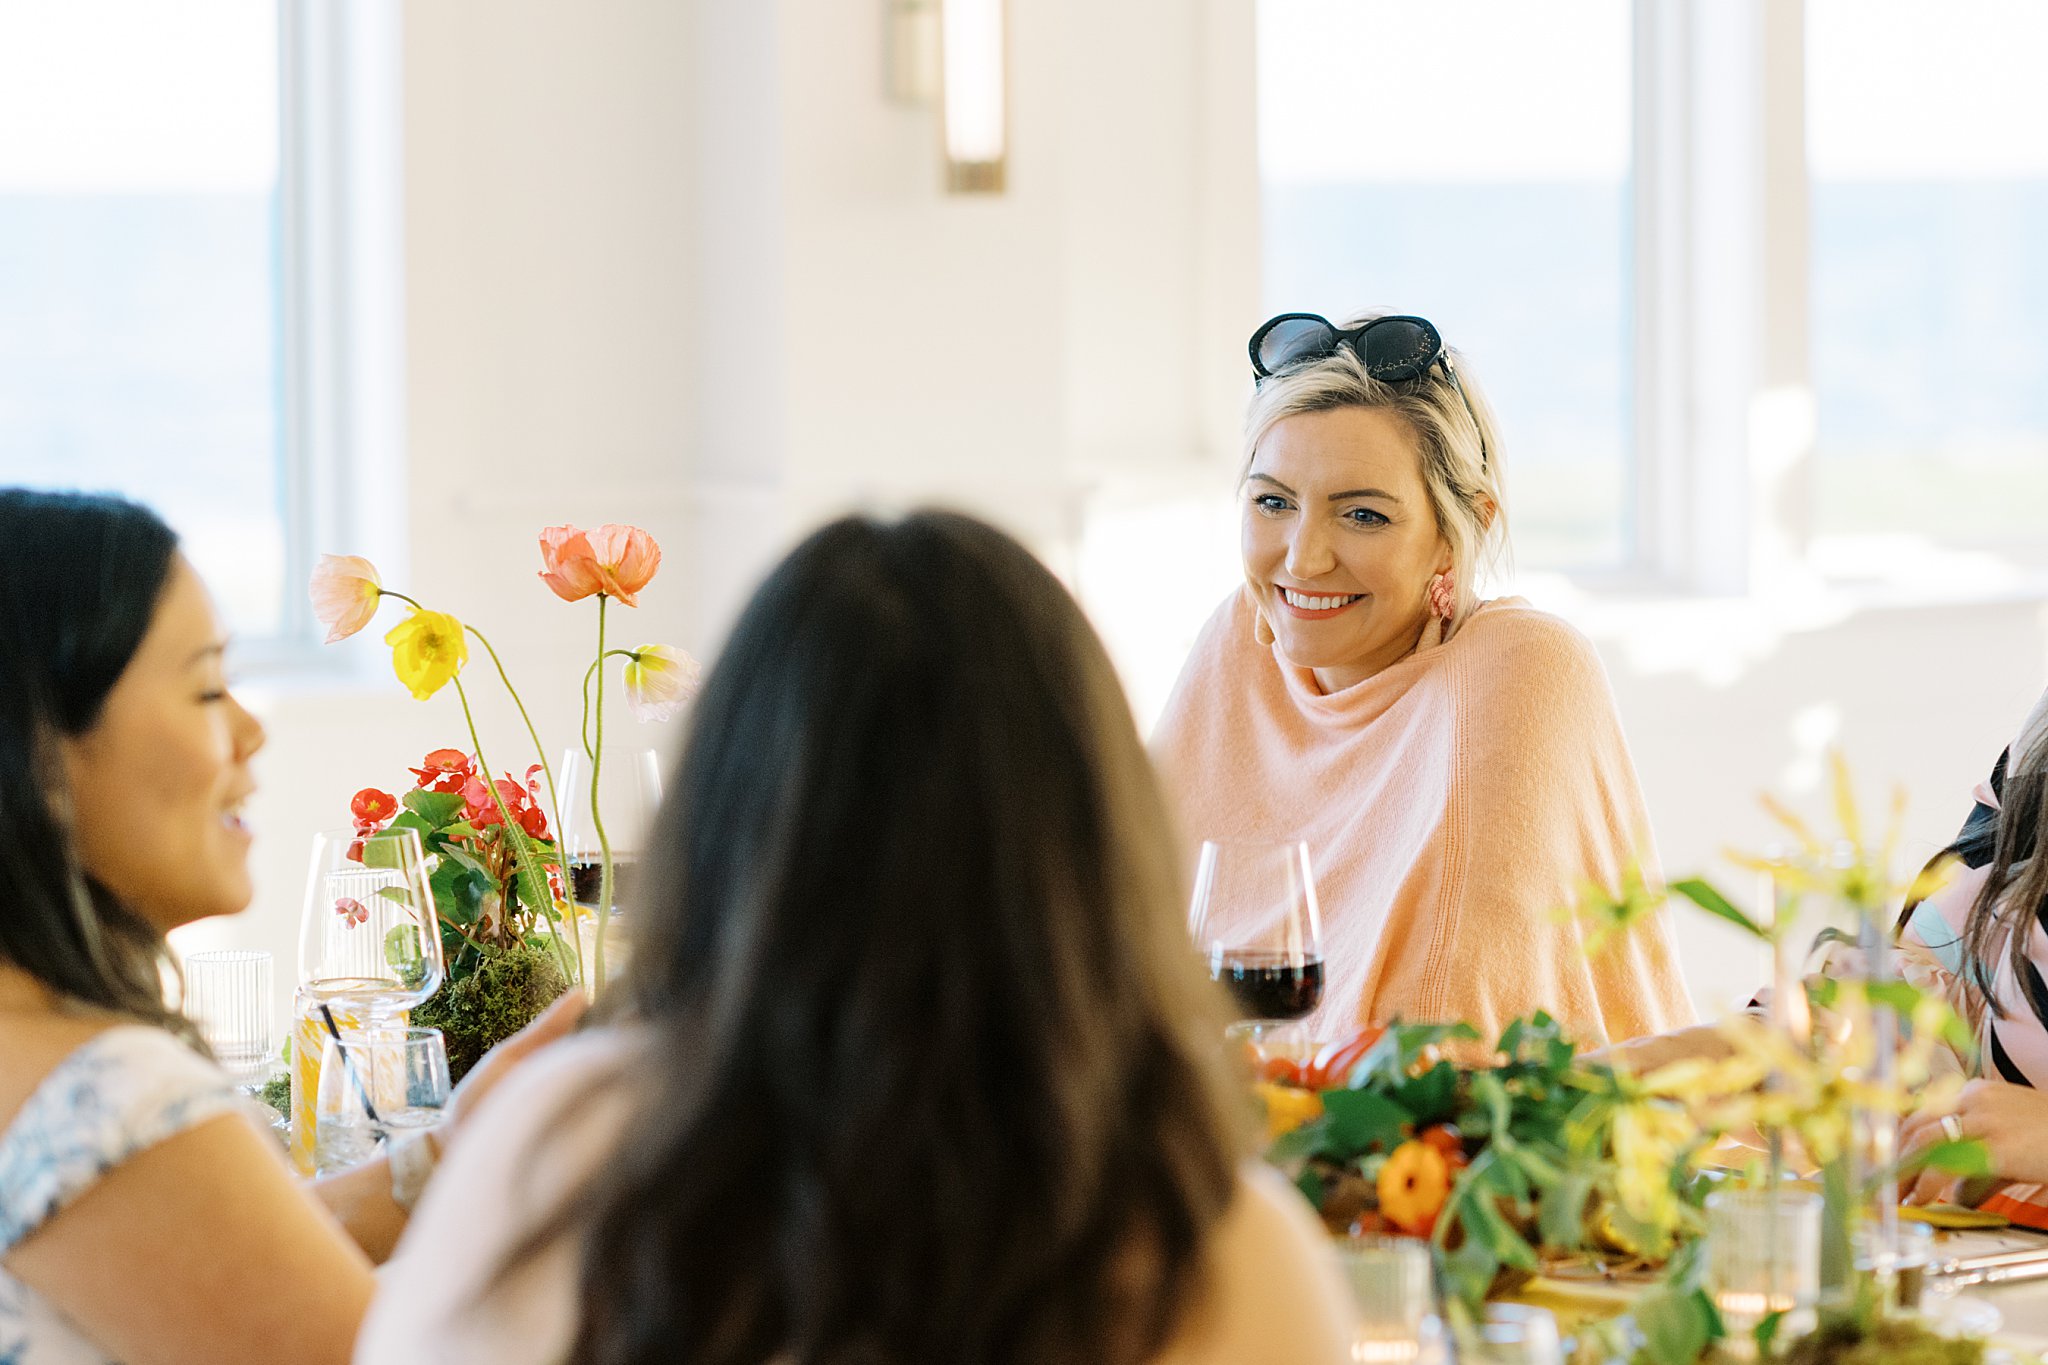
[1807,0,2048,569]
[1255,0,1635,570]
[0,1,289,633]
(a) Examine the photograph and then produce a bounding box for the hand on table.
[439,988,590,1146]
[1900,1077,2048,1204]
[1582,1023,1736,1076]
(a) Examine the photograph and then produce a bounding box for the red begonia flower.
[350,788,398,825]
[410,748,475,793]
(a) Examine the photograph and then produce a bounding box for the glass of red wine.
[1188,839,1325,1023]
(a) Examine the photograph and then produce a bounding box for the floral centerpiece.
[1256,1013,1689,1312]
[307,522,700,1077]
[341,749,570,1078]
[1253,755,1995,1363]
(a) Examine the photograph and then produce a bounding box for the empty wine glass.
[291,826,446,1171]
[297,826,445,1015]
[313,1026,451,1175]
[1188,839,1324,1023]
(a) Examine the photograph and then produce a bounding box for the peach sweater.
[1153,591,1694,1048]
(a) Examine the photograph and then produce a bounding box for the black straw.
[317,1003,384,1128]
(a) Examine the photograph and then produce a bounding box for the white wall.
[180,0,2048,1034]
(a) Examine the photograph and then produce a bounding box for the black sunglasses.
[1248,312,1488,466]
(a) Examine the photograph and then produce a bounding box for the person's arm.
[4,1111,374,1365]
[306,989,589,1262]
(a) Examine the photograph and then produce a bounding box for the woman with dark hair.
[0,488,575,1365]
[1894,690,2048,1215]
[356,511,1355,1365]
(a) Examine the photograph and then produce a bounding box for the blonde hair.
[1240,312,1508,627]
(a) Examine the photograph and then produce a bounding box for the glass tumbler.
[183,948,274,1089]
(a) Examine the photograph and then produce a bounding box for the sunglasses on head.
[1248,312,1489,467]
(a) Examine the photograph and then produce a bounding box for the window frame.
[251,0,404,672]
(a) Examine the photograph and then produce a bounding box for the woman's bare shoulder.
[0,1011,137,1133]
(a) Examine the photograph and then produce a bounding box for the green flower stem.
[591,595,617,994]
[451,675,578,986]
[379,589,424,611]
[579,650,638,761]
[464,621,584,986]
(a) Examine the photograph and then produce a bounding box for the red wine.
[1213,952,1324,1020]
[567,856,638,908]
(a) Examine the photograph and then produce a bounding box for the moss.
[412,940,571,1082]
[1782,1316,1984,1365]
[259,1072,291,1120]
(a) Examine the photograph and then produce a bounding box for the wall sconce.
[885,0,1007,194]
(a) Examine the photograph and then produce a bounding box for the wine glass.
[297,826,445,1016]
[555,745,663,915]
[313,1026,451,1174]
[1188,839,1324,1024]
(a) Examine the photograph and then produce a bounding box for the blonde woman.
[1153,312,1694,1047]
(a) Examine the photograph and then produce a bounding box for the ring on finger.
[1941,1114,1964,1143]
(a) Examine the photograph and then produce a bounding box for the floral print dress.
[0,1026,240,1364]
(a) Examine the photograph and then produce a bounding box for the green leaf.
[1320,1088,1412,1153]
[402,788,467,827]
[1753,1311,1785,1356]
[1440,1239,1499,1316]
[1916,1138,1992,1177]
[359,826,419,870]
[1633,1285,1716,1365]
[501,822,555,920]
[1294,1167,1325,1209]
[1538,1168,1595,1250]
[375,885,412,906]
[439,843,490,877]
[1265,1119,1328,1165]
[1472,1071,1514,1138]
[387,809,435,836]
[436,821,480,841]
[1460,1181,1539,1271]
[1672,877,1771,940]
[1498,1017,1526,1057]
[1391,1060,1459,1124]
[428,857,486,927]
[1864,979,1933,1017]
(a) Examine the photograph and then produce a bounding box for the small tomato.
[1419,1123,1467,1163]
[1302,1026,1387,1089]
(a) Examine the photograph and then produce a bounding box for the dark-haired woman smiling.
[357,512,1355,1365]
[0,489,575,1365]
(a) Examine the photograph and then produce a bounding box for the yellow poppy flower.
[385,609,468,700]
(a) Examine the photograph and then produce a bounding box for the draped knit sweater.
[1152,590,1695,1048]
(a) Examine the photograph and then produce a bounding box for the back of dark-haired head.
[0,487,193,1034]
[1956,725,2048,1030]
[562,510,1241,1365]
